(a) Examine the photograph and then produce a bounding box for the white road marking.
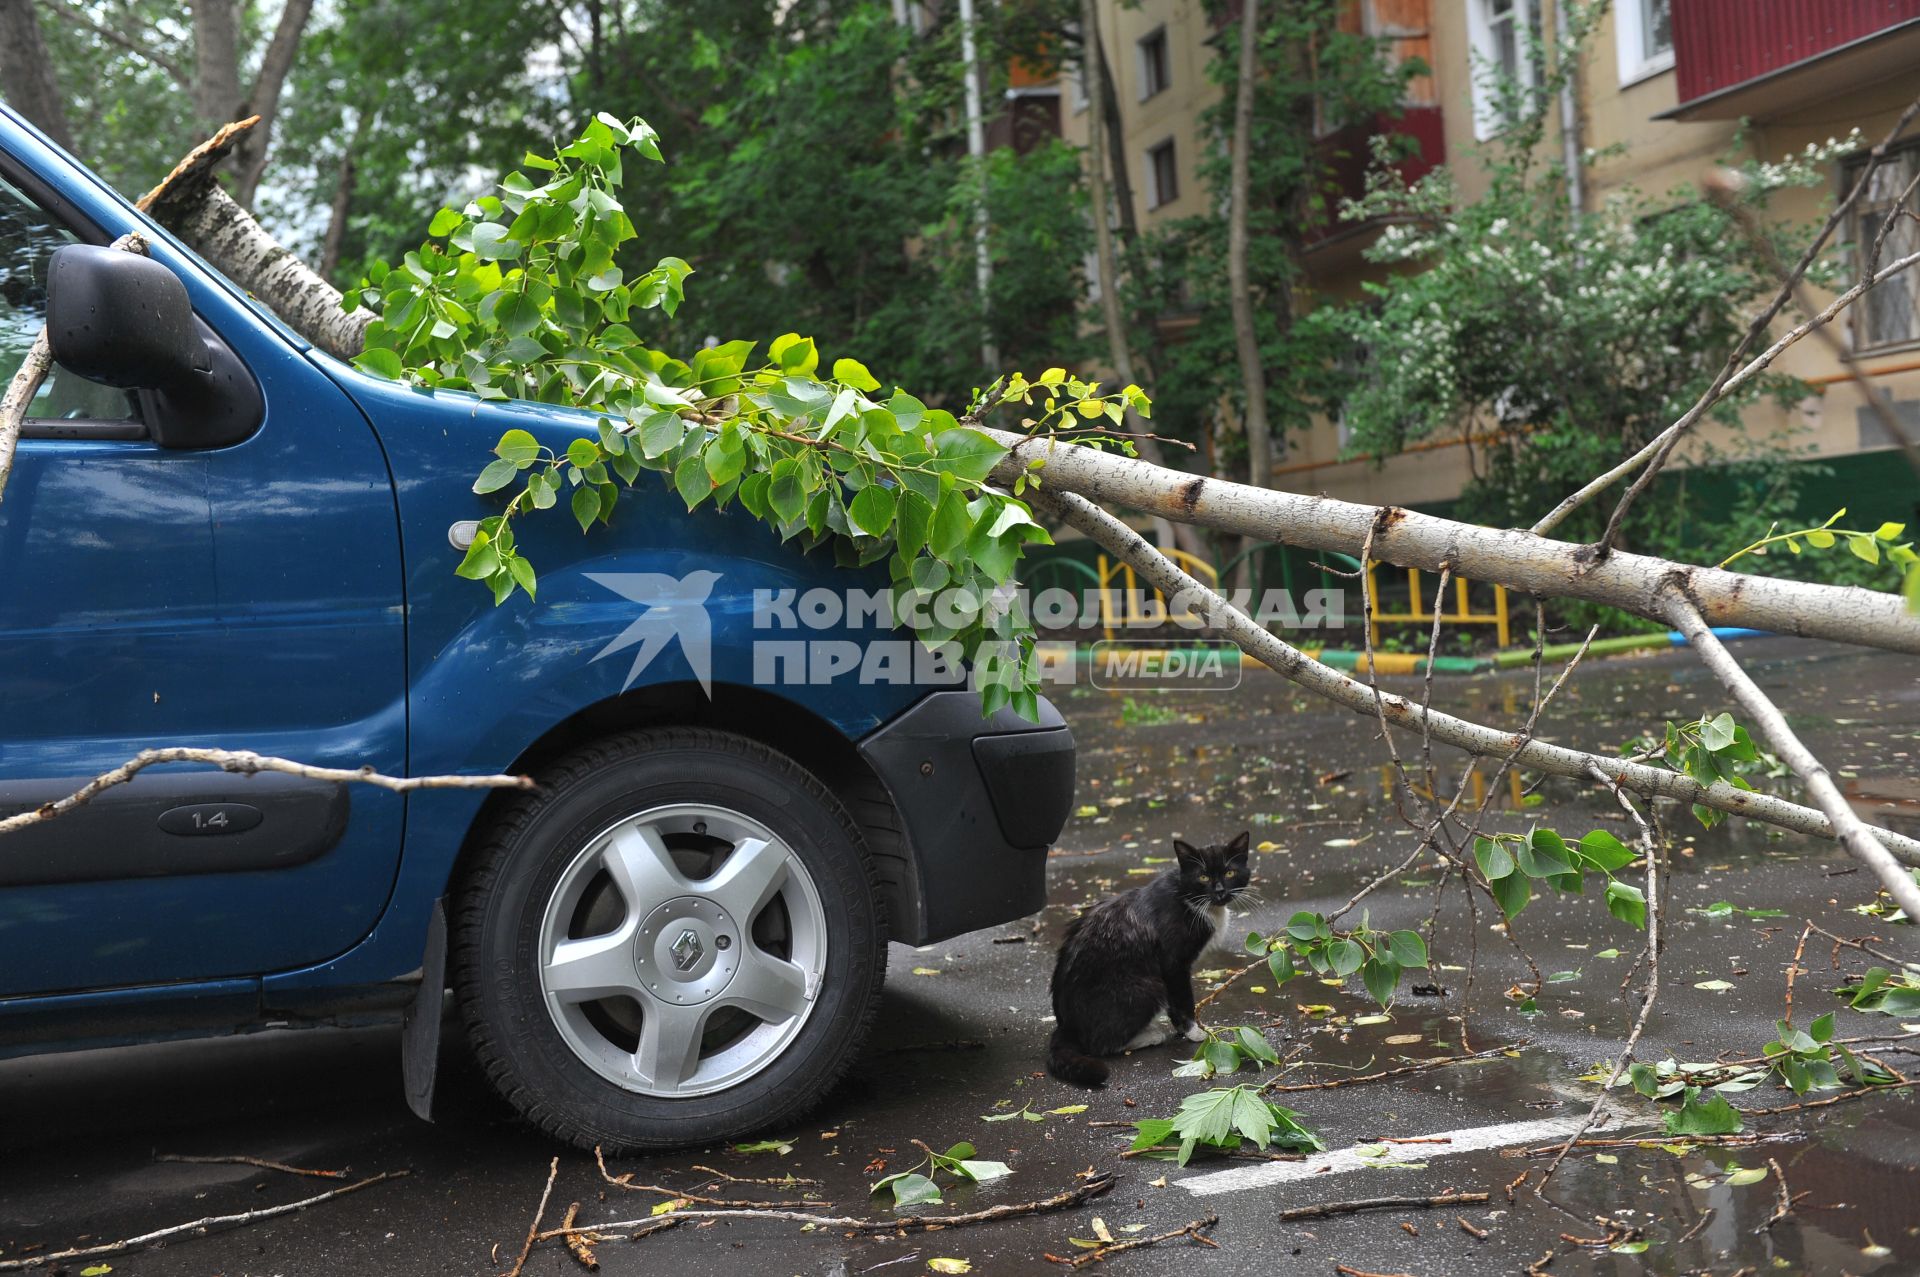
[1178,1110,1616,1196]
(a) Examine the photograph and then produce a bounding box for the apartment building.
[1053,1,1920,519]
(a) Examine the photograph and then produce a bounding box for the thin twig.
[1755,1158,1796,1235]
[155,1153,348,1179]
[1458,1215,1489,1240]
[505,1157,559,1277]
[557,1201,599,1270]
[1784,922,1813,1027]
[595,1146,816,1207]
[1043,1214,1219,1268]
[1263,1046,1512,1092]
[0,1170,407,1271]
[1276,1192,1488,1222]
[1740,1078,1920,1116]
[539,1172,1119,1238]
[690,1164,824,1188]
[1536,764,1661,1208]
[0,746,532,839]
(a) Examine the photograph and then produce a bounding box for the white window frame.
[1137,26,1169,102]
[1615,0,1675,88]
[1464,0,1541,141]
[1145,137,1178,210]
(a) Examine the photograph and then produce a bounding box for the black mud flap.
[400,899,447,1122]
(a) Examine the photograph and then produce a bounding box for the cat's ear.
[1226,830,1251,861]
[1172,839,1202,871]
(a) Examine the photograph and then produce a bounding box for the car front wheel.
[453,727,886,1152]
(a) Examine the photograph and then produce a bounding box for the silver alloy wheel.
[537,803,828,1098]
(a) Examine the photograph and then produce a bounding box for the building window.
[1466,0,1543,140]
[1146,138,1178,209]
[1137,26,1169,101]
[1850,143,1920,353]
[1615,0,1673,87]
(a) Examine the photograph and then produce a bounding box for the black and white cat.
[1046,831,1253,1087]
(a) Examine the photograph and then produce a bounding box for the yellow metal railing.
[1096,550,1220,641]
[1366,563,1511,649]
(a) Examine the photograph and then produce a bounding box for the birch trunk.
[986,428,1920,654]
[1226,0,1271,496]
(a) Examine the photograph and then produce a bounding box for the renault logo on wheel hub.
[670,928,704,971]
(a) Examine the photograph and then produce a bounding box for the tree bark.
[0,0,77,153]
[169,181,370,361]
[1028,485,1920,868]
[231,0,315,210]
[1226,0,1270,498]
[191,0,245,135]
[319,111,372,280]
[989,426,1920,655]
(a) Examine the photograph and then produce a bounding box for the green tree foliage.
[1126,0,1416,468]
[1313,6,1852,577]
[350,117,1142,719]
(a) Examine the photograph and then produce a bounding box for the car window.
[0,174,140,422]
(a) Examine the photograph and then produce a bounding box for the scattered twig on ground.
[1457,1215,1489,1240]
[1675,1206,1715,1246]
[596,1146,817,1207]
[0,1169,408,1272]
[1754,1158,1806,1236]
[1504,1169,1530,1202]
[1276,1192,1489,1223]
[542,1172,1119,1239]
[1521,1134,1794,1156]
[1195,960,1264,1011]
[1741,1078,1920,1116]
[1536,763,1662,1210]
[154,1153,348,1179]
[1784,922,1813,1026]
[1805,921,1908,967]
[557,1202,599,1270]
[1043,1214,1219,1268]
[505,1157,559,1277]
[1263,1046,1513,1093]
[1334,1266,1417,1277]
[691,1164,824,1188]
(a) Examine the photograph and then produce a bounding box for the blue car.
[0,105,1075,1150]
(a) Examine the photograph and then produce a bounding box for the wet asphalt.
[1,636,1917,1276]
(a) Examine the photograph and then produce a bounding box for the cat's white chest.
[1204,905,1232,948]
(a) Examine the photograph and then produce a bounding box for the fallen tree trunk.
[986,429,1920,655]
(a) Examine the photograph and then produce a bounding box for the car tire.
[452,727,886,1152]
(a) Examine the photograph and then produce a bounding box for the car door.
[0,145,409,996]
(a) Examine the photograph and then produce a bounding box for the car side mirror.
[46,244,209,391]
[44,243,264,450]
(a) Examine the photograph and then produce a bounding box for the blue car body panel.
[0,105,1070,1050]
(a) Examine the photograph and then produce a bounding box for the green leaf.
[834,357,882,392]
[1875,521,1905,541]
[930,489,973,561]
[1578,829,1636,872]
[1474,837,1515,881]
[897,491,934,560]
[1326,938,1365,977]
[1490,870,1531,919]
[1848,534,1881,565]
[1361,956,1400,1006]
[770,332,819,376]
[768,459,806,525]
[470,222,522,260]
[1237,1026,1280,1064]
[572,485,601,532]
[1665,1086,1743,1136]
[1605,880,1648,929]
[639,410,685,459]
[427,207,463,236]
[930,428,1008,485]
[1701,712,1737,752]
[1386,930,1429,968]
[1517,828,1575,878]
[473,458,520,494]
[877,1172,941,1208]
[849,485,897,537]
[354,347,404,380]
[674,453,711,509]
[1805,528,1836,548]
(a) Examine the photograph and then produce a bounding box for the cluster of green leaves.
[1664,1086,1744,1137]
[1469,827,1643,926]
[870,1141,1010,1209]
[1723,511,1919,611]
[1647,713,1782,828]
[1174,1025,1281,1080]
[1761,1013,1898,1094]
[1243,913,1429,1008]
[1852,870,1919,924]
[1129,1086,1323,1167]
[350,116,1143,717]
[1837,967,1920,1017]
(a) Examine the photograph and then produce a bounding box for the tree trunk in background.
[318,129,361,279]
[0,0,77,153]
[1228,0,1271,559]
[1078,0,1205,560]
[231,0,315,209]
[191,0,244,134]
